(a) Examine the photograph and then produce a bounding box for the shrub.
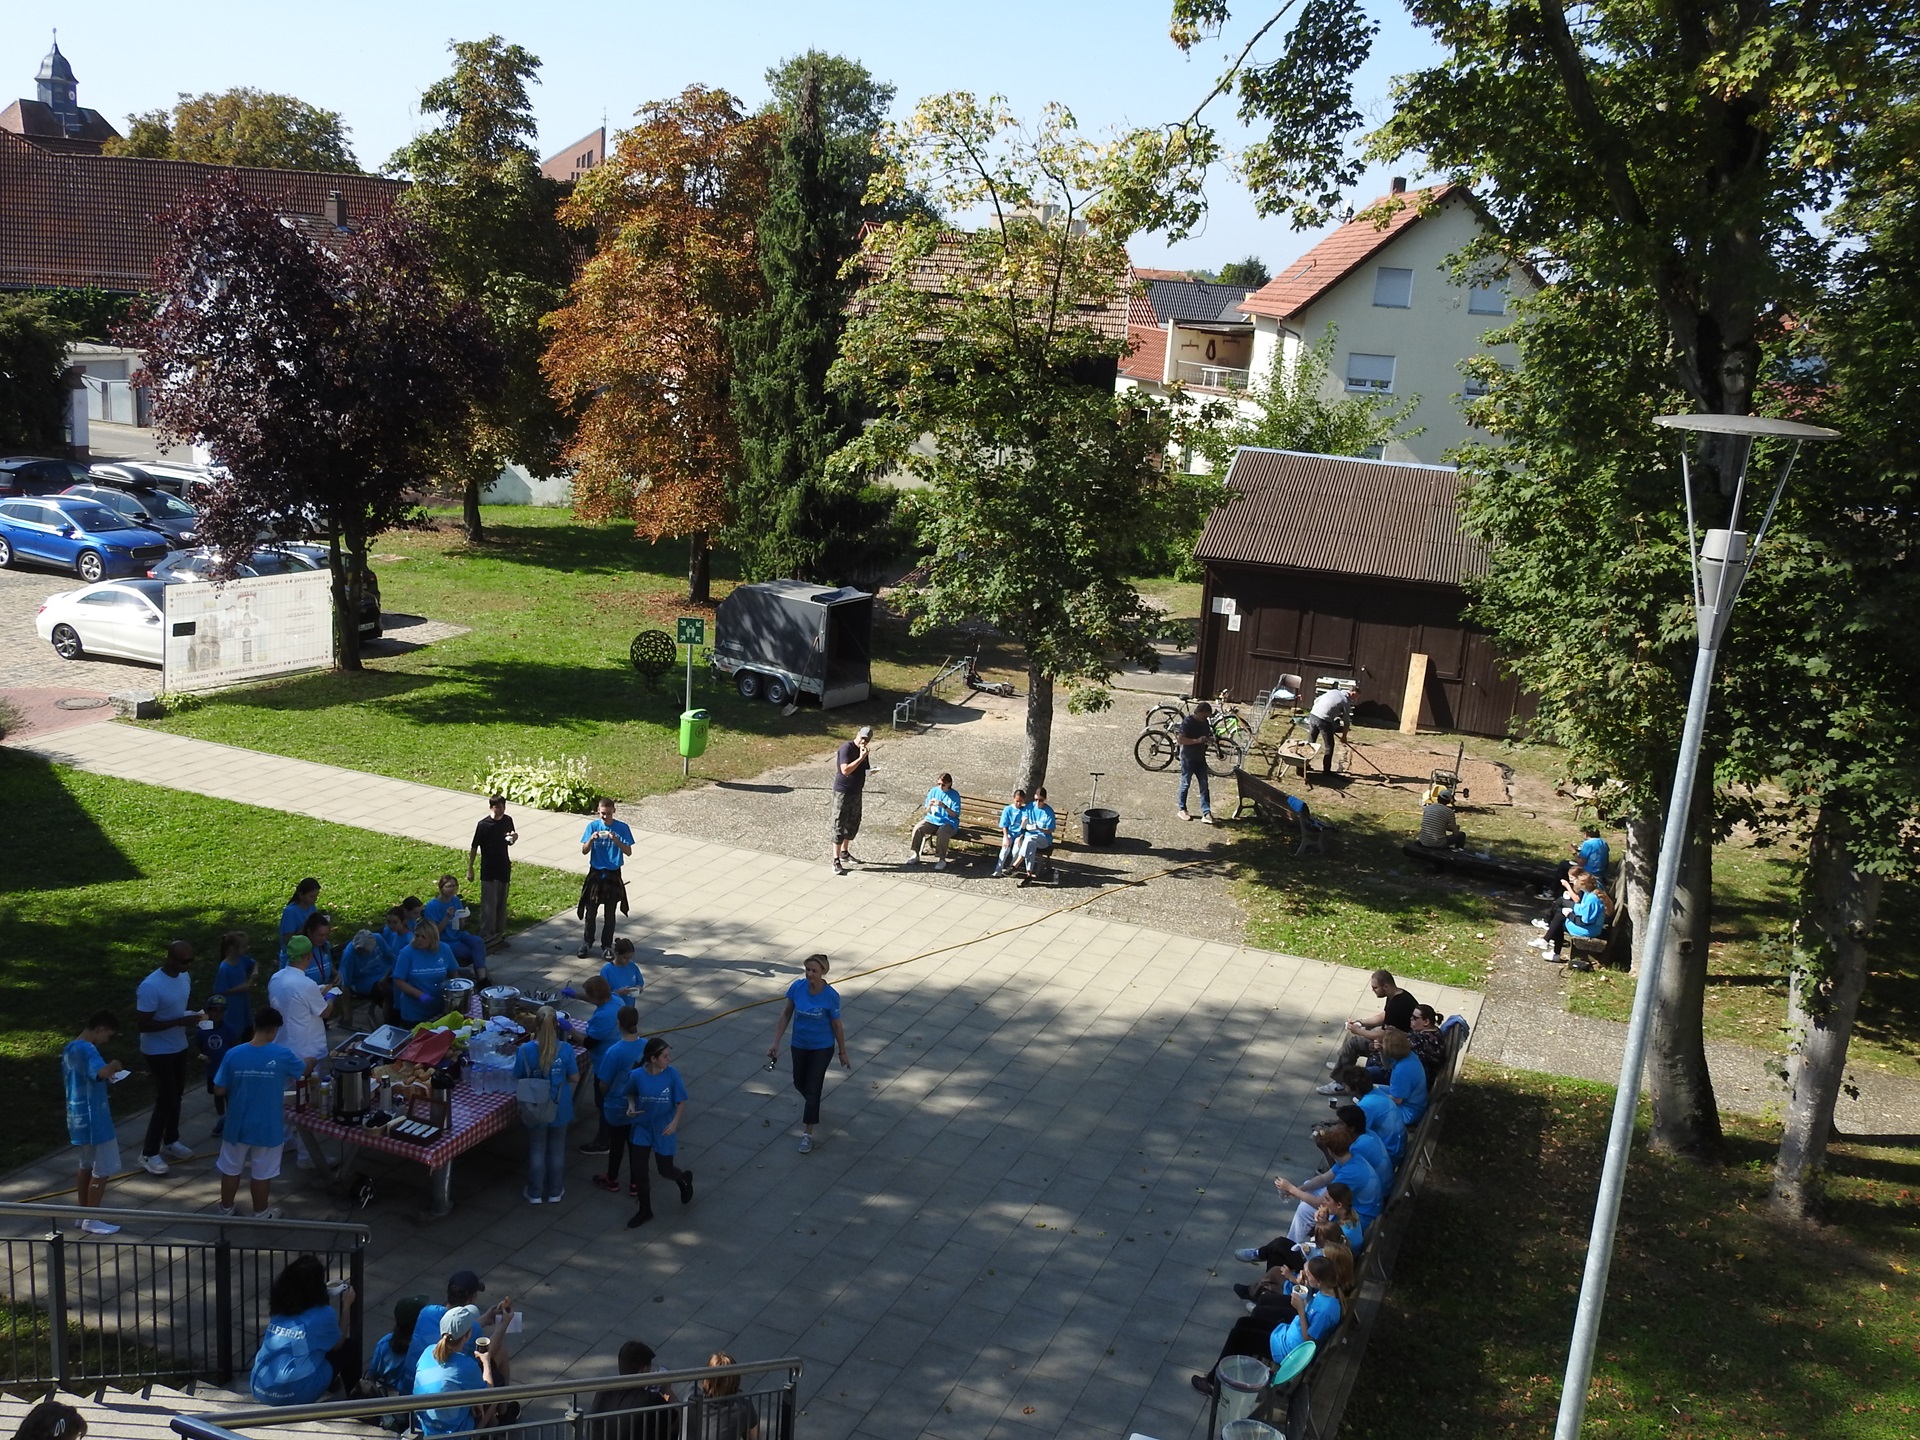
[479,755,598,813]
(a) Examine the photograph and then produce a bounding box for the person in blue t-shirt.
[412,1304,513,1433]
[375,907,414,963]
[1534,871,1610,964]
[1014,786,1057,882]
[1274,1122,1383,1247]
[991,788,1030,878]
[513,1008,580,1205]
[577,976,622,1065]
[620,1037,692,1228]
[63,1009,130,1235]
[590,1007,648,1188]
[1343,1070,1406,1164]
[1547,824,1610,899]
[767,954,848,1153]
[196,994,242,1137]
[340,930,394,1017]
[578,798,634,960]
[908,772,963,868]
[213,930,259,1034]
[1334,1103,1395,1192]
[392,924,457,1025]
[1195,1252,1346,1396]
[424,875,489,981]
[361,1294,429,1404]
[250,1254,355,1406]
[279,878,321,957]
[1377,1029,1430,1126]
[600,937,644,1001]
[213,1007,311,1218]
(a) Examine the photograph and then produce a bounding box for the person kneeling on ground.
[250,1254,356,1405]
[1192,1251,1349,1395]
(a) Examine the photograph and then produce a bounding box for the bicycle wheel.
[1206,733,1248,776]
[1144,703,1185,731]
[1134,728,1178,771]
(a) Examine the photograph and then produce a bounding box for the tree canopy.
[108,87,358,172]
[0,295,73,454]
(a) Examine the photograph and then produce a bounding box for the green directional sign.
[676,617,705,646]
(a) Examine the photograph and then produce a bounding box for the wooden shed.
[1191,448,1532,738]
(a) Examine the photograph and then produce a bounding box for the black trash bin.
[1080,807,1120,847]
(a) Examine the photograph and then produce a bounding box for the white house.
[1236,181,1532,465]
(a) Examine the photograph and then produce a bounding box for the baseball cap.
[203,993,228,1008]
[440,1304,481,1340]
[285,936,313,959]
[856,725,873,740]
[447,1269,485,1300]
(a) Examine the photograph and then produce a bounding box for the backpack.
[516,1059,563,1126]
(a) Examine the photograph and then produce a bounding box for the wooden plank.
[1400,650,1429,734]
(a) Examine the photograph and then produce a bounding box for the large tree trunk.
[687,531,711,604]
[1016,666,1054,797]
[1621,811,1660,974]
[329,532,363,672]
[1772,805,1880,1218]
[1647,781,1722,1158]
[462,472,485,544]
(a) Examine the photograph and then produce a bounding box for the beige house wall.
[1246,194,1533,465]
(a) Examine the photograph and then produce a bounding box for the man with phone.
[467,794,518,952]
[829,726,875,876]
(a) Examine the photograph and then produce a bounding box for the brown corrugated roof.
[0,130,405,292]
[854,226,1130,342]
[1194,447,1486,586]
[1119,322,1167,382]
[1239,185,1460,321]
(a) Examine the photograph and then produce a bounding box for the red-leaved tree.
[131,175,497,667]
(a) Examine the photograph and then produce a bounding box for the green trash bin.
[679,708,710,760]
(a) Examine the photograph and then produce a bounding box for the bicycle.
[1142,689,1227,733]
[1134,692,1249,775]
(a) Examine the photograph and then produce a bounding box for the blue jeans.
[444,930,487,971]
[1179,749,1211,814]
[525,1123,568,1201]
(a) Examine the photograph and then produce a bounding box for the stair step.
[0,1382,359,1437]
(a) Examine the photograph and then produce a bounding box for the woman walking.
[766,954,849,1154]
[621,1037,693,1227]
[513,1007,578,1205]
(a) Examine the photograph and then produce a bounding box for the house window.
[1373,267,1413,308]
[1468,280,1506,315]
[1346,353,1396,393]
[1359,443,1386,460]
[1462,375,1491,398]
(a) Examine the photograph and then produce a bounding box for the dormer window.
[1373,267,1413,308]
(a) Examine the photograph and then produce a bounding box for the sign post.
[676,617,706,777]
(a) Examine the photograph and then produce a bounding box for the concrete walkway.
[7,723,1484,1440]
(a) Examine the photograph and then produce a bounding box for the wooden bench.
[1233,768,1328,856]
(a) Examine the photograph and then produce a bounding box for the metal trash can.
[1079,806,1120,846]
[1215,1355,1272,1426]
[679,708,710,759]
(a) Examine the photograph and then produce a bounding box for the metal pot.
[441,977,476,1016]
[480,985,521,1020]
[332,1054,375,1122]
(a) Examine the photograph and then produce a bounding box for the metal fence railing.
[162,1355,804,1439]
[0,1202,368,1390]
[1173,359,1252,391]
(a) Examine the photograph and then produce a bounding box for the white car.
[35,578,168,664]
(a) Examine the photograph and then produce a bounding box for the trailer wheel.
[736,671,763,701]
[764,676,793,707]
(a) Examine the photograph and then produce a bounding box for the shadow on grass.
[3,751,139,891]
[441,522,741,585]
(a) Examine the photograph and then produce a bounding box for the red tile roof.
[1194,447,1485,586]
[854,227,1130,342]
[1120,322,1167,383]
[1131,266,1190,281]
[0,130,406,293]
[1239,185,1461,321]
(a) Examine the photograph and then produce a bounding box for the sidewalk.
[7,722,1483,1440]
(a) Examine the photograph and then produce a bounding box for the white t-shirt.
[267,966,331,1060]
[137,967,194,1055]
[1311,688,1352,721]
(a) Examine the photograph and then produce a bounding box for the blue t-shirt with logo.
[621,1065,689,1154]
[1569,890,1607,938]
[63,1039,115,1145]
[596,1037,650,1121]
[393,943,456,1023]
[600,959,644,995]
[1577,836,1609,877]
[583,998,625,1060]
[581,817,634,871]
[250,1303,340,1406]
[997,803,1025,838]
[1349,1129,1395,1193]
[413,1348,484,1433]
[343,940,393,996]
[1025,803,1057,840]
[786,978,841,1050]
[215,956,257,1030]
[924,785,961,827]
[215,1042,305,1148]
[513,1040,579,1127]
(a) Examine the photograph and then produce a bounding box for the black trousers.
[1306,717,1342,773]
[791,1046,832,1126]
[583,900,617,949]
[628,1143,687,1218]
[142,1050,189,1156]
[1215,1305,1292,1367]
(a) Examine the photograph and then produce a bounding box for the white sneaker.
[142,1154,169,1176]
[1199,813,1215,825]
[1177,808,1191,821]
[1314,1081,1348,1096]
[1324,1057,1339,1070]
[254,1206,282,1220]
[797,1134,813,1154]
[216,1204,235,1217]
[81,1219,120,1235]
[1527,938,1553,952]
[163,1140,194,1160]
[906,852,921,865]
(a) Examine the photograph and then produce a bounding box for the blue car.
[0,495,173,582]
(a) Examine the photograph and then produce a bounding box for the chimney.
[1390,176,1407,195]
[326,190,348,229]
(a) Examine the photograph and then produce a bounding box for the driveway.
[0,564,156,690]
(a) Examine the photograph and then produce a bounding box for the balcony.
[1173,358,1251,391]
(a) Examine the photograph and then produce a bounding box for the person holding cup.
[135,940,202,1176]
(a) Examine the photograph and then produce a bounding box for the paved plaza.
[6,724,1482,1438]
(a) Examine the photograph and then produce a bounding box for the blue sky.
[6,1,1442,271]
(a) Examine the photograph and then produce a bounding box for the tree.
[831,95,1219,794]
[0,295,73,453]
[107,88,358,171]
[543,88,773,604]
[728,58,892,584]
[131,176,495,668]
[388,36,575,543]
[1215,255,1269,288]
[1160,0,1920,1158]
[1192,324,1417,470]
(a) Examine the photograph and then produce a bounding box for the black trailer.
[710,581,873,709]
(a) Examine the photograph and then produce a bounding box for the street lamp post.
[1552,413,1839,1440]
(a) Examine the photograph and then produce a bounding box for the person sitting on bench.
[991,788,1030,878]
[1542,824,1609,899]
[1416,788,1467,850]
[1014,787,1057,882]
[908,772,963,870]
[1530,871,1607,963]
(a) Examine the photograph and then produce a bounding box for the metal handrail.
[169,1355,805,1432]
[0,1200,370,1239]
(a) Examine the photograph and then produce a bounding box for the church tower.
[2,34,120,152]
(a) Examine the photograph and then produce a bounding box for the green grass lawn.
[0,750,579,1174]
[1347,1062,1920,1439]
[142,507,1026,804]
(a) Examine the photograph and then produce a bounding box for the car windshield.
[61,503,133,531]
[140,490,196,519]
[248,550,321,574]
[125,580,168,608]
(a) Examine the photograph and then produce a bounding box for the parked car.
[0,495,173,581]
[35,578,168,664]
[90,460,218,502]
[0,455,92,498]
[277,542,383,621]
[147,545,382,639]
[63,482,198,547]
